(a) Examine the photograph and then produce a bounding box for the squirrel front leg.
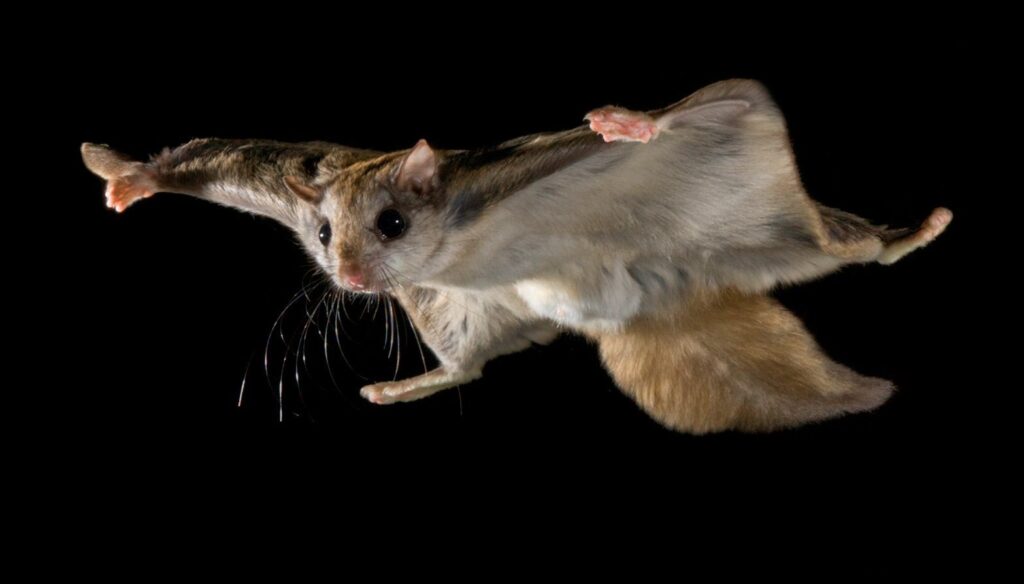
[81,139,378,228]
[360,286,556,405]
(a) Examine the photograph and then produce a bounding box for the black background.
[19,14,992,557]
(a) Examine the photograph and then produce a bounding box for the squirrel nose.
[340,263,365,289]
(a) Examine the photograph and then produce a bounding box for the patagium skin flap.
[81,79,952,434]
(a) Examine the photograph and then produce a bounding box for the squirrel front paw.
[360,381,431,405]
[359,383,396,405]
[81,143,157,213]
[584,107,660,143]
[106,173,157,213]
[360,367,481,405]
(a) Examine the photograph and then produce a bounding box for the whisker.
[295,283,332,409]
[373,291,383,321]
[380,263,430,375]
[263,285,315,413]
[273,276,326,421]
[406,310,430,375]
[379,266,409,381]
[279,357,286,422]
[333,288,356,342]
[339,288,353,322]
[321,290,342,391]
[389,295,401,380]
[331,291,363,379]
[389,294,398,364]
[360,293,372,319]
[382,291,392,354]
[241,264,370,421]
[238,350,256,408]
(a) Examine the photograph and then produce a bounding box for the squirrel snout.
[339,263,366,290]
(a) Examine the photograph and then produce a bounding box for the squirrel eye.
[376,208,407,240]
[318,222,332,246]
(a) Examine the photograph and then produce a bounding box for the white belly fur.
[514,261,645,331]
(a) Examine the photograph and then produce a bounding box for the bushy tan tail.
[593,290,893,434]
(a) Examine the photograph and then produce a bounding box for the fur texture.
[592,290,893,433]
[81,79,951,432]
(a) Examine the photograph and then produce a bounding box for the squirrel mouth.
[336,269,390,294]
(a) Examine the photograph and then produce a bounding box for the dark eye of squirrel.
[376,209,407,240]
[318,222,332,246]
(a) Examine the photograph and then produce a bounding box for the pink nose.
[343,269,365,289]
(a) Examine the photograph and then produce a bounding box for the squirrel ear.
[283,176,322,203]
[394,139,437,196]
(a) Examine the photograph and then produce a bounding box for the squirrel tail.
[593,290,894,434]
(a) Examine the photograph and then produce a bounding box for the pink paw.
[105,173,156,213]
[360,383,397,405]
[920,207,953,242]
[878,207,953,265]
[584,107,660,143]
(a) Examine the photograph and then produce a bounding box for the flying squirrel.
[82,79,952,433]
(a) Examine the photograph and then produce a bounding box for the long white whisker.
[263,283,317,415]
[238,350,257,408]
[381,263,430,375]
[321,290,342,390]
[382,291,392,354]
[331,291,362,378]
[380,266,407,380]
[406,311,429,375]
[388,295,401,380]
[360,293,371,319]
[292,281,332,417]
[388,293,398,364]
[276,276,326,421]
[372,292,382,321]
[339,288,352,322]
